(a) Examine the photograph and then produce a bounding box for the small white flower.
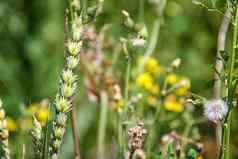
[204,99,228,123]
[131,37,146,47]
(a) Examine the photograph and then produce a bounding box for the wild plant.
[192,1,238,158]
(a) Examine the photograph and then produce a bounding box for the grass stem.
[221,5,238,159]
[97,91,108,159]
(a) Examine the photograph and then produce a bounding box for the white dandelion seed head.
[204,99,228,123]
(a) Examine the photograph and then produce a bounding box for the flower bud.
[138,25,148,38]
[121,10,134,29]
[171,58,181,69]
[72,0,81,10]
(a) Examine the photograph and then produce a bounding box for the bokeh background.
[0,0,238,158]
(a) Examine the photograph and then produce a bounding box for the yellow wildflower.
[25,103,39,115]
[145,57,161,75]
[25,100,49,123]
[36,107,49,122]
[175,77,191,96]
[164,94,184,112]
[196,155,204,159]
[166,73,179,85]
[6,117,17,132]
[116,99,124,109]
[136,73,153,90]
[150,84,160,95]
[175,87,188,96]
[147,95,157,106]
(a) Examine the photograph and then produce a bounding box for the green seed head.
[55,96,70,113]
[56,113,67,127]
[52,139,61,149]
[62,69,75,84]
[67,56,79,69]
[67,41,82,56]
[54,127,65,139]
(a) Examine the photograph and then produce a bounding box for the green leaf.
[187,149,197,159]
[167,143,175,159]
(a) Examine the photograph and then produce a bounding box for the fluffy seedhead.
[204,99,228,123]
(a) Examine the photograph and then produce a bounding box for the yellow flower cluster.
[136,73,154,90]
[136,56,191,111]
[144,57,162,76]
[164,74,191,112]
[164,94,184,112]
[136,57,161,95]
[165,74,191,96]
[136,57,163,107]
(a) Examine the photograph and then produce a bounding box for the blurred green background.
[0,0,237,158]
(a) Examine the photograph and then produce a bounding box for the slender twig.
[213,9,231,156]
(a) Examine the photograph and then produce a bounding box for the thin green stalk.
[221,5,238,159]
[122,42,131,117]
[97,91,108,159]
[118,113,123,157]
[181,119,193,152]
[42,105,50,159]
[146,100,162,157]
[118,43,131,157]
[138,0,145,22]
